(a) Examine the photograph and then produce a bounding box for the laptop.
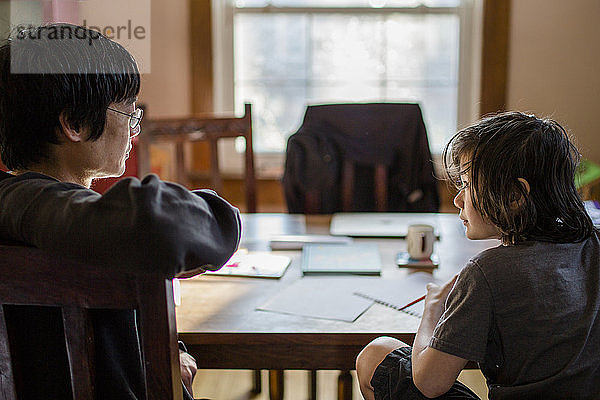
[329,213,440,238]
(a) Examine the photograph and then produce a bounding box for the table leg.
[308,370,317,400]
[269,370,284,400]
[337,370,352,400]
[251,370,262,394]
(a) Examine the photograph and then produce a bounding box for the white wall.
[506,0,600,163]
[139,0,192,118]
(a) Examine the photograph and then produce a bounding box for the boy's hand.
[424,275,458,322]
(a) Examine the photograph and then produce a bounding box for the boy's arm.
[412,276,468,398]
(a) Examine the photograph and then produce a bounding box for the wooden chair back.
[0,243,181,400]
[138,103,257,212]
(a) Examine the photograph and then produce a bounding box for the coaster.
[395,251,439,268]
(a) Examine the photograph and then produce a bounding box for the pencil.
[398,294,426,311]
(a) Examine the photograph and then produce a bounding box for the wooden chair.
[0,242,182,399]
[136,103,263,395]
[138,103,257,212]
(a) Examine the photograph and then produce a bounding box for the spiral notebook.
[353,272,438,317]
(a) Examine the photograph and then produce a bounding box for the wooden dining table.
[176,213,499,400]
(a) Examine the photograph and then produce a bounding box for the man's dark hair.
[443,111,594,245]
[0,23,140,170]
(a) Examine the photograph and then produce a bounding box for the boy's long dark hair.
[443,111,594,245]
[0,23,140,170]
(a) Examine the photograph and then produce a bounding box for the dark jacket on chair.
[283,103,440,213]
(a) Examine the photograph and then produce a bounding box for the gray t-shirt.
[430,231,600,399]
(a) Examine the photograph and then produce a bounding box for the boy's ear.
[58,112,85,143]
[517,178,530,194]
[510,178,530,208]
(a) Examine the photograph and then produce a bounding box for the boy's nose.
[130,125,141,138]
[453,190,464,209]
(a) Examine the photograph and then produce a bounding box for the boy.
[356,112,599,399]
[0,24,241,399]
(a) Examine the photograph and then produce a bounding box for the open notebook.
[353,272,439,317]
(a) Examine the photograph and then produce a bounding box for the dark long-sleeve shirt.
[0,171,241,399]
[0,171,241,276]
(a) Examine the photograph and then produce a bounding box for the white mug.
[406,224,435,260]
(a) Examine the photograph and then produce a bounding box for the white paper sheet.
[256,277,377,322]
[353,272,439,317]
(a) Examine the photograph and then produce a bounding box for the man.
[0,23,241,399]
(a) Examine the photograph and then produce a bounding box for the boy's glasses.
[108,107,143,131]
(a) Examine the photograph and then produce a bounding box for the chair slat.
[136,276,182,400]
[375,164,388,212]
[342,160,354,212]
[62,306,95,399]
[209,137,222,193]
[0,307,17,400]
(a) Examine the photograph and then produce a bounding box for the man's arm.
[411,276,468,398]
[0,173,241,276]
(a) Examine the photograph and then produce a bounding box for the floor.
[192,369,489,400]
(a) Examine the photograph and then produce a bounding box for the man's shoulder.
[0,171,91,194]
[2,171,60,184]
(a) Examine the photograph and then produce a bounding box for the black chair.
[283,103,439,214]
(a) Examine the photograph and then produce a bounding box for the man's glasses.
[108,107,143,131]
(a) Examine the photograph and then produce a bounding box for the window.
[213,0,482,167]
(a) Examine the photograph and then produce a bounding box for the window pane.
[235,13,308,81]
[237,83,307,152]
[311,14,385,82]
[234,9,460,153]
[385,14,458,83]
[308,82,383,103]
[420,87,457,154]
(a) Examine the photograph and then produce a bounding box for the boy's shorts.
[370,346,481,400]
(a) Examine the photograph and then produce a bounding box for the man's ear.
[58,112,85,143]
[510,178,530,207]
